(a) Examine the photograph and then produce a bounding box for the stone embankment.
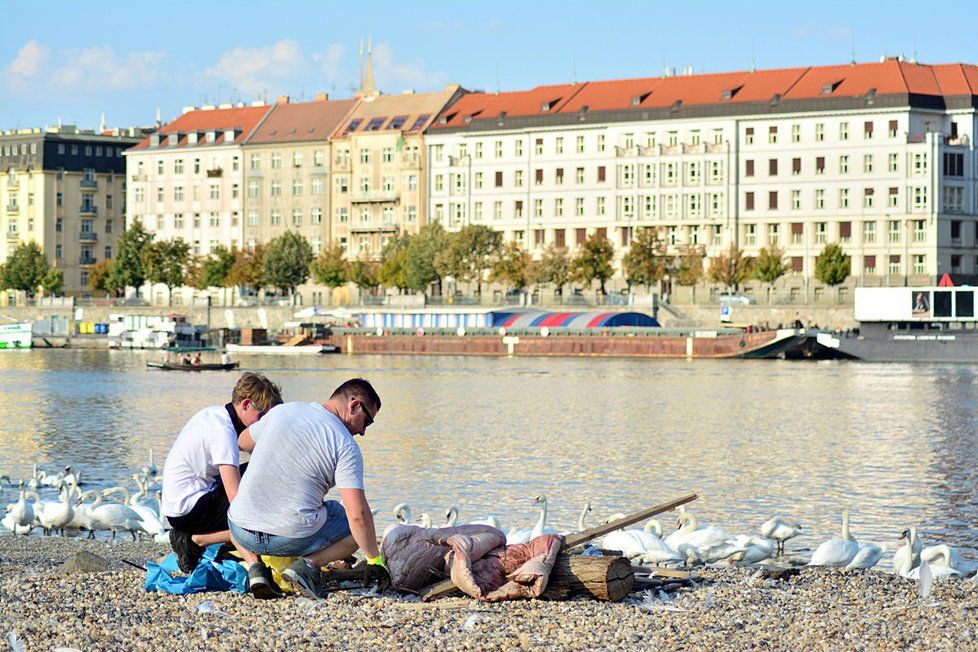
[0,536,971,650]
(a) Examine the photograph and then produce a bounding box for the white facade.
[427,105,977,287]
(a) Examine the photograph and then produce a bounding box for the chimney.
[314,92,329,102]
[277,95,290,105]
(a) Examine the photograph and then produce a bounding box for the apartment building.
[330,84,464,259]
[427,59,978,289]
[241,95,357,253]
[125,103,272,257]
[0,125,142,294]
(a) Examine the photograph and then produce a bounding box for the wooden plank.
[632,567,692,580]
[420,492,697,601]
[562,493,697,549]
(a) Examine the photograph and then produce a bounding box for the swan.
[506,495,556,544]
[36,481,77,536]
[125,476,159,513]
[666,512,739,563]
[416,513,433,528]
[443,505,501,530]
[3,482,39,534]
[61,466,82,488]
[72,489,103,537]
[89,490,144,540]
[760,516,802,555]
[393,503,414,524]
[809,510,860,567]
[910,544,965,580]
[142,448,158,477]
[726,535,777,564]
[847,540,886,569]
[560,501,593,535]
[102,487,165,536]
[892,525,923,574]
[607,520,686,567]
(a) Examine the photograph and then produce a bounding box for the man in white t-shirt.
[228,378,387,600]
[162,372,283,572]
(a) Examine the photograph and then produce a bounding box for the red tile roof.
[430,60,978,130]
[130,105,271,150]
[247,98,358,144]
[332,87,461,139]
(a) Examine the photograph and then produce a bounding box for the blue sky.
[2,0,976,130]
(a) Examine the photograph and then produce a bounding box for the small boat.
[225,344,338,355]
[147,361,240,371]
[0,322,32,349]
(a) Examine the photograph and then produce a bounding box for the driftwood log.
[542,554,634,602]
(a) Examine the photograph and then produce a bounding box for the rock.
[59,551,112,574]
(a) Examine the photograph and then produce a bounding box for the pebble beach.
[0,537,975,651]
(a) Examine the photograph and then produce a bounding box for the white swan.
[911,544,965,580]
[666,512,740,563]
[3,482,38,534]
[393,503,414,524]
[760,516,802,555]
[847,540,886,569]
[416,513,433,528]
[443,505,501,530]
[142,448,158,477]
[71,489,103,537]
[606,520,686,567]
[727,535,777,564]
[892,525,923,574]
[506,494,556,544]
[90,489,144,540]
[61,466,82,488]
[103,487,165,536]
[809,510,860,567]
[36,481,76,536]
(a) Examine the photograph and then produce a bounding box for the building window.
[889,255,901,275]
[292,209,302,226]
[382,148,393,163]
[815,222,827,244]
[577,167,586,184]
[293,179,303,195]
[359,149,371,164]
[768,126,777,144]
[248,180,259,198]
[534,138,543,155]
[311,178,323,195]
[791,222,803,244]
[913,219,926,242]
[839,221,852,243]
[768,159,778,176]
[271,153,281,169]
[745,160,754,177]
[864,255,876,275]
[768,223,780,245]
[515,139,523,157]
[839,155,849,174]
[864,121,874,139]
[863,221,876,243]
[913,254,926,275]
[863,155,873,173]
[951,220,962,242]
[791,124,801,143]
[555,137,564,154]
[889,220,901,243]
[576,197,585,217]
[815,156,825,175]
[889,120,899,138]
[913,153,927,174]
[514,170,523,187]
[839,122,849,140]
[745,223,757,245]
[597,166,606,183]
[815,189,825,209]
[768,191,778,210]
[270,181,281,197]
[555,168,564,185]
[745,192,755,211]
[710,161,722,182]
[791,158,801,176]
[597,134,606,151]
[913,187,927,210]
[270,210,281,225]
[839,188,849,208]
[745,127,754,145]
[209,213,220,227]
[791,190,801,210]
[576,135,585,153]
[597,196,606,216]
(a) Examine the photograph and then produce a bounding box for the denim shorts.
[228,500,352,557]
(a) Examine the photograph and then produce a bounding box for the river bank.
[0,536,973,650]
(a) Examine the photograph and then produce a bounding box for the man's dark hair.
[330,378,381,413]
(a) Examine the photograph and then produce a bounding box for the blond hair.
[231,372,283,412]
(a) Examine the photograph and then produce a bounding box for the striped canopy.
[491,311,658,329]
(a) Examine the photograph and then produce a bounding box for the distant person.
[221,351,231,365]
[228,378,388,600]
[161,372,283,572]
[192,353,202,366]
[181,354,192,366]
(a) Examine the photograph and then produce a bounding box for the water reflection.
[0,349,976,558]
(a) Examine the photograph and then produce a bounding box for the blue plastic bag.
[145,544,248,595]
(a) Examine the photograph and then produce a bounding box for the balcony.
[79,256,97,266]
[350,222,397,233]
[6,179,19,190]
[6,231,19,241]
[310,166,328,175]
[6,203,19,213]
[683,143,707,154]
[333,159,351,172]
[350,190,399,204]
[131,173,148,182]
[246,169,263,178]
[79,231,98,242]
[615,146,638,157]
[401,155,421,168]
[80,205,98,216]
[206,168,223,178]
[80,178,98,190]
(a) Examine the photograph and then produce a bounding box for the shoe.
[169,529,204,573]
[282,559,324,599]
[247,562,284,600]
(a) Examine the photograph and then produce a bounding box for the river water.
[1,349,976,560]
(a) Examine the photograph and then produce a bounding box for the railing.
[5,203,19,213]
[206,168,223,178]
[6,180,19,190]
[350,222,397,233]
[79,256,97,265]
[80,205,98,215]
[131,173,147,182]
[5,231,19,240]
[80,179,98,189]
[79,231,98,242]
[310,166,328,175]
[401,155,421,167]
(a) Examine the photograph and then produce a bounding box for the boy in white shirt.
[162,372,283,572]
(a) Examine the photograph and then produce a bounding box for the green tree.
[143,239,190,304]
[621,227,667,292]
[675,250,705,302]
[708,247,752,288]
[405,222,448,293]
[814,242,851,287]
[435,225,502,295]
[348,258,379,291]
[311,244,348,288]
[263,231,313,298]
[378,232,411,291]
[198,245,236,289]
[753,246,790,302]
[40,268,64,295]
[108,221,153,295]
[570,232,615,294]
[1,242,49,295]
[533,245,571,295]
[489,241,532,291]
[227,245,266,290]
[88,259,114,294]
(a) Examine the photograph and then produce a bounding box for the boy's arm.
[238,427,255,453]
[218,464,241,502]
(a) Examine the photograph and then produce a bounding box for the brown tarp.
[381,524,563,602]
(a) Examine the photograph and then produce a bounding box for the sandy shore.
[0,535,975,651]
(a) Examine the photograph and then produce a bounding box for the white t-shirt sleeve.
[248,412,268,444]
[208,419,240,467]
[334,439,365,490]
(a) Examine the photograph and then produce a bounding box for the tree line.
[0,223,852,299]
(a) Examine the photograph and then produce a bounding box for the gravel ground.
[0,536,976,651]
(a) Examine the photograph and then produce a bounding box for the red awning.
[938,273,955,287]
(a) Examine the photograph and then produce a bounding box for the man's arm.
[339,487,379,559]
[217,464,240,502]
[238,426,255,453]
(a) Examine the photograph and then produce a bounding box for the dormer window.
[206,131,216,143]
[721,85,743,100]
[187,132,198,144]
[167,133,178,146]
[821,80,843,95]
[224,129,236,142]
[540,101,551,112]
